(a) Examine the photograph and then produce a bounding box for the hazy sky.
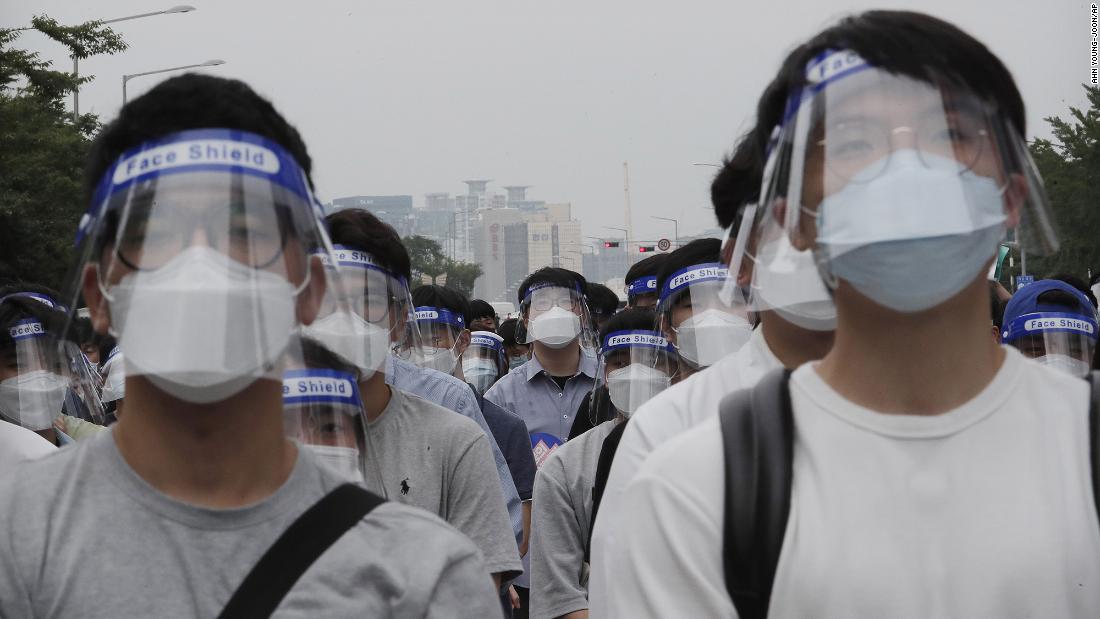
[4,0,1091,243]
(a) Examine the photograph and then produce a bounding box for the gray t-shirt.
[365,387,523,578]
[0,429,499,618]
[530,420,619,619]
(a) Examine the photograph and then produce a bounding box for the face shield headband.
[626,276,658,301]
[601,330,673,357]
[1001,312,1098,344]
[657,263,729,308]
[414,306,466,331]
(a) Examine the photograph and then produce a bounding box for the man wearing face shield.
[307,212,523,593]
[652,238,753,381]
[588,147,837,615]
[0,75,500,618]
[0,289,106,447]
[466,330,508,396]
[320,209,527,567]
[623,254,667,310]
[411,284,539,608]
[500,318,531,370]
[602,13,1100,618]
[585,283,621,334]
[529,308,672,619]
[485,268,598,467]
[468,299,501,334]
[1001,279,1098,377]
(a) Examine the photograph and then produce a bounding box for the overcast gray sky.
[4,0,1091,243]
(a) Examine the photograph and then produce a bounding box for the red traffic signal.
[638,245,656,253]
[603,241,621,248]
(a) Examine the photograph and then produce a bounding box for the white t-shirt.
[588,327,780,616]
[0,420,54,468]
[604,348,1100,618]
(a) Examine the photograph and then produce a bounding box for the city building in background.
[328,180,705,302]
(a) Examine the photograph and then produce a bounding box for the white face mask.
[303,310,392,378]
[674,309,753,368]
[415,345,459,375]
[0,370,69,431]
[463,358,499,394]
[816,150,1006,313]
[303,443,364,483]
[751,234,837,331]
[1035,353,1091,378]
[529,306,581,348]
[606,364,671,417]
[107,246,298,404]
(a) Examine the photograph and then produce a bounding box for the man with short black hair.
[468,299,500,333]
[0,74,498,617]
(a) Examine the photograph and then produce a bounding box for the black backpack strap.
[217,483,385,619]
[1088,372,1100,526]
[719,368,795,619]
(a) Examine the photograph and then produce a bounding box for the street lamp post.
[70,6,197,122]
[651,216,679,248]
[123,59,225,104]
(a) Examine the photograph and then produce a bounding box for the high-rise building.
[329,195,414,235]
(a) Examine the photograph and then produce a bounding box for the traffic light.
[638,245,655,253]
[603,241,621,248]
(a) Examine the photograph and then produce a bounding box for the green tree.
[1026,85,1100,282]
[0,17,126,290]
[401,235,483,297]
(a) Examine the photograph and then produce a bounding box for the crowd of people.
[2,8,1100,618]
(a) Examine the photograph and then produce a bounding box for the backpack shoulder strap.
[1088,372,1100,526]
[718,368,795,619]
[217,483,385,619]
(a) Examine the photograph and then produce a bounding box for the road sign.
[657,238,671,251]
[1016,274,1035,291]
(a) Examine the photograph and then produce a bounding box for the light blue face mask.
[816,150,1007,313]
[508,354,528,370]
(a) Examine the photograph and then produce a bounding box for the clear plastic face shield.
[282,367,367,484]
[0,294,104,430]
[656,263,753,370]
[590,330,676,421]
[463,331,505,395]
[626,275,659,309]
[771,51,1058,314]
[1002,312,1098,377]
[518,283,597,351]
[302,245,418,379]
[411,306,468,375]
[65,129,333,405]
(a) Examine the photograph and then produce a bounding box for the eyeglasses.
[816,114,991,183]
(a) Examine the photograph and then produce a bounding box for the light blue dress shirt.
[484,351,598,447]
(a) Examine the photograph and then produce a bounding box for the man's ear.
[296,255,326,326]
[1003,172,1027,230]
[455,329,471,356]
[81,264,111,335]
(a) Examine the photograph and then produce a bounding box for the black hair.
[598,308,658,342]
[325,209,412,282]
[585,283,620,318]
[625,254,669,289]
[498,318,521,347]
[518,267,586,306]
[1048,273,1099,309]
[720,11,1027,222]
[711,128,765,230]
[466,299,497,326]
[86,74,314,205]
[411,285,471,321]
[655,238,723,295]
